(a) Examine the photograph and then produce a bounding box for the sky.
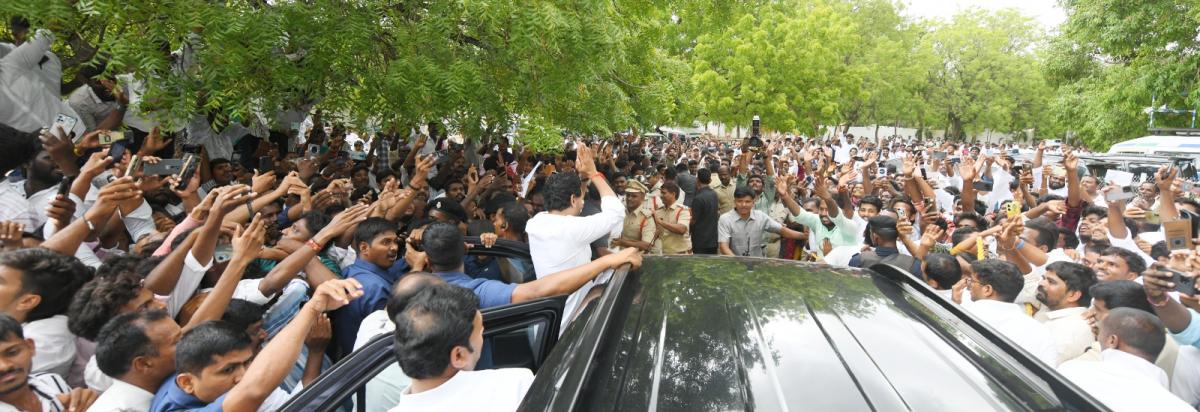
[901,0,1067,31]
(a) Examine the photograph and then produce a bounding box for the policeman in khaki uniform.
[611,180,658,253]
[655,180,692,254]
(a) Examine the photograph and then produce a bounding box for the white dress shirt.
[88,378,155,412]
[388,368,533,412]
[1033,306,1095,365]
[963,299,1058,365]
[1058,349,1192,411]
[1171,345,1200,408]
[526,195,624,330]
[24,315,76,377]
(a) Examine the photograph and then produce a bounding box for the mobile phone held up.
[98,131,126,146]
[175,155,199,190]
[1162,267,1198,295]
[747,115,763,151]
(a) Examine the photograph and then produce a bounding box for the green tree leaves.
[690,0,863,136]
[1051,0,1200,149]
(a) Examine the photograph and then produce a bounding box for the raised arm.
[224,279,364,411]
[511,248,641,303]
[575,141,615,199]
[1156,165,1180,222]
[1105,185,1129,239]
[42,177,140,255]
[958,157,979,214]
[1064,150,1083,208]
[183,215,267,332]
[259,204,370,297]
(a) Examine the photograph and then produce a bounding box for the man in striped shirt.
[0,314,96,411]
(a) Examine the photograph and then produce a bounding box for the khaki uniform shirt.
[711,180,735,215]
[655,201,692,254]
[619,206,658,253]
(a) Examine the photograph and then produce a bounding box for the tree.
[689,0,864,136]
[922,8,1051,141]
[1,1,695,152]
[1050,0,1200,150]
[836,0,936,139]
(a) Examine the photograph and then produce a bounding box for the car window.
[321,316,554,412]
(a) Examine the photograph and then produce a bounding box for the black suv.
[282,251,1107,411]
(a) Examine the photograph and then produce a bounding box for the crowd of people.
[1,16,1200,412]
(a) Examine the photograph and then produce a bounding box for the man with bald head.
[1057,308,1191,411]
[354,272,446,412]
[710,165,734,215]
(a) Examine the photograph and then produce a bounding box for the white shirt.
[1033,306,1095,365]
[1172,345,1200,408]
[24,315,76,377]
[163,252,214,318]
[0,179,35,232]
[88,378,154,412]
[389,368,533,412]
[355,310,394,351]
[353,310,409,412]
[0,30,83,138]
[66,85,118,133]
[0,372,68,412]
[1058,349,1192,411]
[963,299,1058,365]
[85,355,113,391]
[526,195,625,330]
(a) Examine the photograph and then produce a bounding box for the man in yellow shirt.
[710,165,735,215]
[611,180,657,253]
[655,181,692,254]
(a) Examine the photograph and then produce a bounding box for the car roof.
[536,256,1102,411]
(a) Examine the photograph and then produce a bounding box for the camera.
[748,115,763,151]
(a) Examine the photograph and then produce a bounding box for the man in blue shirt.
[331,217,409,357]
[419,222,642,309]
[151,279,364,412]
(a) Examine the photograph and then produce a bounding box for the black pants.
[694,246,719,255]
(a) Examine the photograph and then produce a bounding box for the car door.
[279,295,566,412]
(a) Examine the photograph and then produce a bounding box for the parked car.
[281,253,1107,411]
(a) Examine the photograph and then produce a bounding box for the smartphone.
[57,176,73,196]
[896,207,907,221]
[1163,267,1197,295]
[1005,201,1021,219]
[98,131,125,145]
[214,244,233,264]
[1105,186,1136,202]
[53,114,78,140]
[175,155,198,190]
[143,159,184,175]
[258,156,273,173]
[124,155,141,177]
[751,115,761,138]
[1164,219,1193,251]
[919,167,928,180]
[1012,164,1024,176]
[108,141,126,162]
[972,180,994,191]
